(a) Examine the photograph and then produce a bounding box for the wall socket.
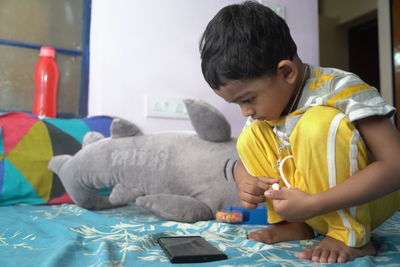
[146,95,189,119]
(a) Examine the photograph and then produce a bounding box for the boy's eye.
[242,98,254,104]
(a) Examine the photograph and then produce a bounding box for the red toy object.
[47,192,74,205]
[32,46,59,118]
[216,210,243,223]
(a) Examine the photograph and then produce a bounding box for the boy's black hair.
[199,1,297,89]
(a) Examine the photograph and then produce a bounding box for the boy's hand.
[237,176,280,209]
[234,160,279,209]
[265,188,319,221]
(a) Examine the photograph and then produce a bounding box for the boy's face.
[214,72,295,121]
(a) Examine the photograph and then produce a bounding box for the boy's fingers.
[239,191,266,204]
[252,182,270,193]
[240,201,258,210]
[239,176,279,191]
[241,182,266,196]
[264,189,286,200]
[258,176,280,184]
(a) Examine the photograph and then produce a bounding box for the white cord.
[277,155,293,189]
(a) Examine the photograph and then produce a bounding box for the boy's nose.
[241,106,255,117]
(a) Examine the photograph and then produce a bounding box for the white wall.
[89,0,319,137]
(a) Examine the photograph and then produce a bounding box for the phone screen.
[157,236,227,263]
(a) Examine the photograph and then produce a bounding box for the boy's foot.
[247,221,314,244]
[297,236,376,263]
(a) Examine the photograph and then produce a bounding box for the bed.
[0,203,399,266]
[1,112,399,266]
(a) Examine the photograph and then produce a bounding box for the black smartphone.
[157,236,228,263]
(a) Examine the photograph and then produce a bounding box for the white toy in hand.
[271,183,280,190]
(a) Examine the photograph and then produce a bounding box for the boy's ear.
[277,60,297,84]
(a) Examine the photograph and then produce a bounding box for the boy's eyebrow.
[229,92,252,103]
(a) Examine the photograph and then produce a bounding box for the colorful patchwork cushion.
[0,112,113,205]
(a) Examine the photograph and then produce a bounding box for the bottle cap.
[39,46,56,57]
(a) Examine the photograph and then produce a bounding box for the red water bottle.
[32,46,59,118]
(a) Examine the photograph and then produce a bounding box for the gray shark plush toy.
[48,99,240,223]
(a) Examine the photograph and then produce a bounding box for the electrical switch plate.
[146,95,189,119]
[258,1,285,19]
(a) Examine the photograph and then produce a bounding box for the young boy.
[199,1,400,264]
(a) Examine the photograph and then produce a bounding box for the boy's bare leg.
[297,236,376,263]
[247,221,314,244]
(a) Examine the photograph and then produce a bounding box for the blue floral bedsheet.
[0,204,399,266]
